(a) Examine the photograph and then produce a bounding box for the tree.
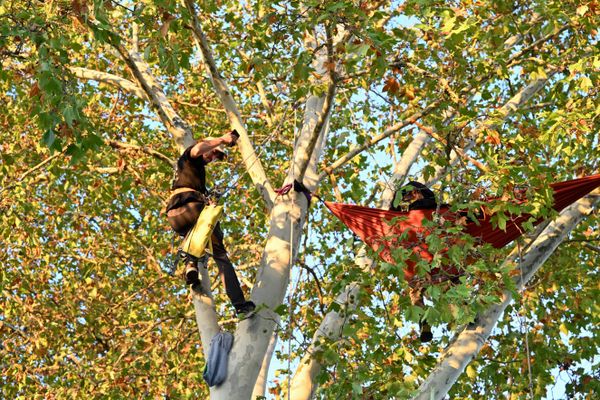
[1,1,599,399]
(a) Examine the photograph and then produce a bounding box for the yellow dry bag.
[179,204,224,258]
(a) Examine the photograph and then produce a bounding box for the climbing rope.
[287,207,294,400]
[217,106,291,200]
[517,241,535,398]
[287,106,298,400]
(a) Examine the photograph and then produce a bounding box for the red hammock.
[325,174,600,282]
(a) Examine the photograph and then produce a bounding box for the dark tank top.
[166,145,207,211]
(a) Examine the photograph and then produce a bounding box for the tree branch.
[296,25,337,183]
[506,25,571,68]
[0,149,66,195]
[413,121,489,173]
[70,67,148,100]
[582,242,600,254]
[296,81,336,181]
[184,0,275,209]
[238,49,276,127]
[320,99,442,180]
[251,324,280,399]
[188,266,222,399]
[299,263,326,315]
[79,17,194,152]
[116,49,195,152]
[107,140,175,167]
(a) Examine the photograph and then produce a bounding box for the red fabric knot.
[274,180,314,203]
[275,183,294,196]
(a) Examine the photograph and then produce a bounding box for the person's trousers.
[167,202,246,307]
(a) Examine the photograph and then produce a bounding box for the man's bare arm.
[189,131,238,158]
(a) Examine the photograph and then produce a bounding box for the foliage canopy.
[1,0,599,398]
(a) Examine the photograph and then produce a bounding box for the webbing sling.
[180,204,224,258]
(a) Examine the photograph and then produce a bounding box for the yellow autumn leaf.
[576,5,589,16]
[466,365,477,379]
[559,323,569,336]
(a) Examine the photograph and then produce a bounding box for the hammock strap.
[274,179,320,204]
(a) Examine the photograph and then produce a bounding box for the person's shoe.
[184,261,200,286]
[419,320,433,343]
[235,301,256,319]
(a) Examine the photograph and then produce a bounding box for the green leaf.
[274,304,288,316]
[323,348,339,364]
[42,129,56,148]
[62,105,78,127]
[497,213,507,231]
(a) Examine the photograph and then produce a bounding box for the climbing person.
[165,130,256,317]
[390,181,438,342]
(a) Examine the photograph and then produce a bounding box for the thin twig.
[413,121,489,173]
[582,243,600,253]
[299,263,326,315]
[108,140,175,167]
[0,149,66,194]
[320,99,442,179]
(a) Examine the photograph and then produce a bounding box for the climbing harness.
[287,110,298,400]
[163,190,221,277]
[179,203,223,259]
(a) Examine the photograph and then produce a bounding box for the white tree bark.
[412,191,600,400]
[192,266,222,398]
[70,67,148,101]
[206,26,336,399]
[251,323,280,399]
[70,53,194,153]
[112,46,196,152]
[76,17,196,152]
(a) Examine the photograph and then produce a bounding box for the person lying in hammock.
[331,175,600,341]
[390,181,438,342]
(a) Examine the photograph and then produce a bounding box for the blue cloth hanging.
[203,331,234,387]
